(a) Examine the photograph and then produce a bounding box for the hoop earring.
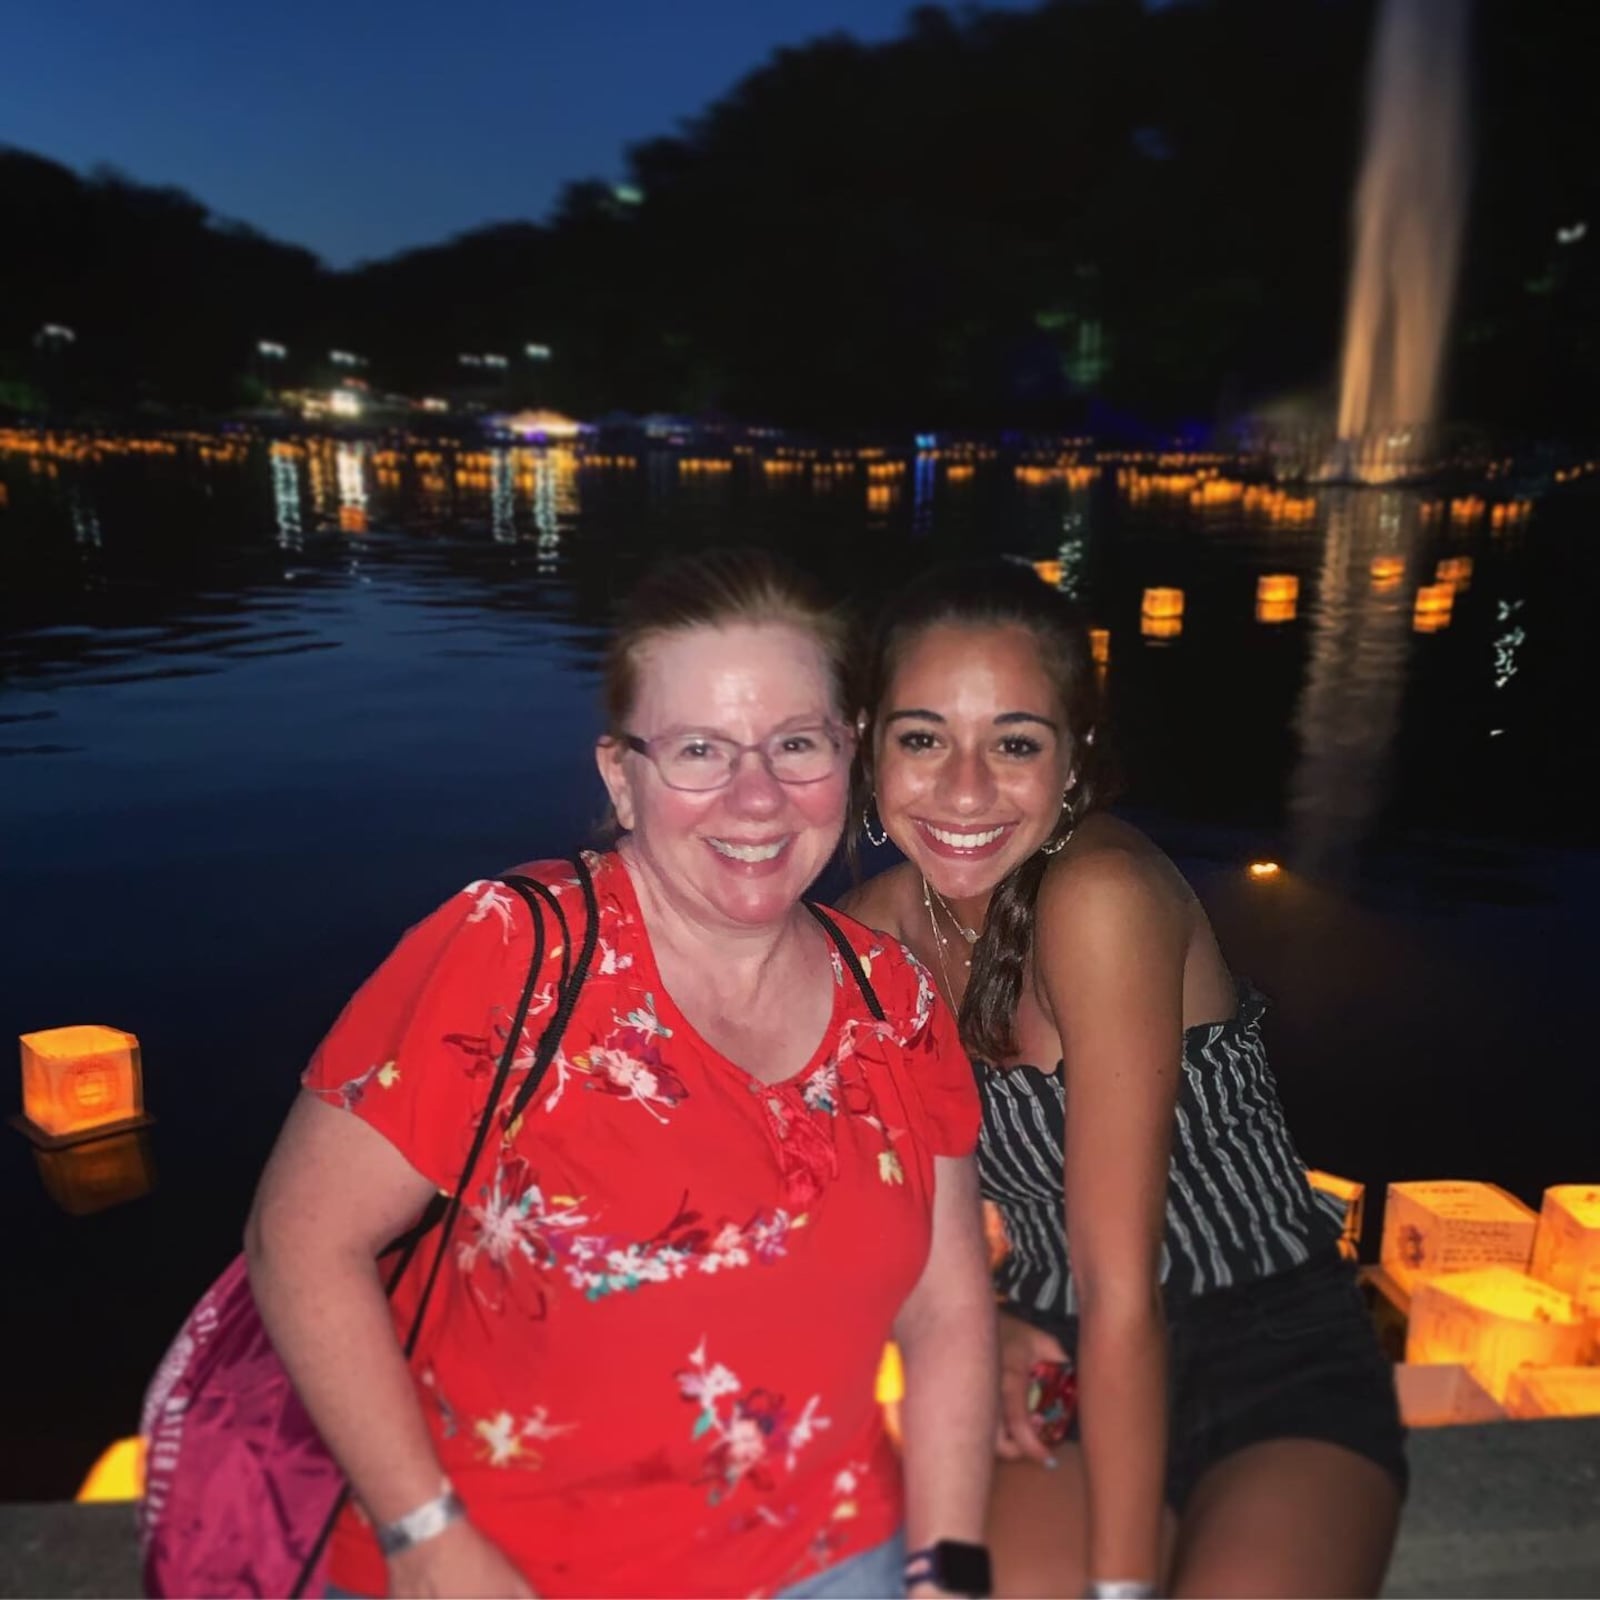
[863,803,889,848]
[1039,790,1076,856]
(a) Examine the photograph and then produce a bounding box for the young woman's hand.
[387,1520,535,1598]
[995,1312,1069,1463]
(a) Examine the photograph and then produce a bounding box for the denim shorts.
[327,1529,908,1599]
[1050,1246,1408,1511]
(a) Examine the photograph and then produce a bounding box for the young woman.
[247,550,997,1598]
[840,561,1405,1598]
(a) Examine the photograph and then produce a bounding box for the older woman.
[245,549,997,1599]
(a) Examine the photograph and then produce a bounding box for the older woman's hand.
[387,1521,535,1598]
[995,1312,1069,1464]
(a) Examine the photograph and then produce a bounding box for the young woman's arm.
[1034,850,1186,1589]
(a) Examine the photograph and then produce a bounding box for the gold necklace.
[927,880,980,943]
[921,877,973,995]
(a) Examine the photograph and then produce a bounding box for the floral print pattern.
[678,1339,831,1505]
[301,850,980,1597]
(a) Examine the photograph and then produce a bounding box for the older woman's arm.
[246,1092,532,1598]
[1036,851,1185,1593]
[893,1153,999,1578]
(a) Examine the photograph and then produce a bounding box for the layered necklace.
[922,876,981,999]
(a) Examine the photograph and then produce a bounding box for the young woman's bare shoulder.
[835,861,917,942]
[1036,813,1190,928]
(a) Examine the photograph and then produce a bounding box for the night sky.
[1,0,1040,268]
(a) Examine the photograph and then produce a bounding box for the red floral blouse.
[301,850,979,1597]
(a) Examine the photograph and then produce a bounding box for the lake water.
[2,432,1595,1497]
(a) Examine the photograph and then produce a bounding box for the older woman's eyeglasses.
[620,723,853,792]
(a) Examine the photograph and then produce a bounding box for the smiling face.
[596,621,849,931]
[873,621,1075,904]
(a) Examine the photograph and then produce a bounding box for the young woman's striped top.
[975,985,1344,1322]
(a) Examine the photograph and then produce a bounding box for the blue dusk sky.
[0,0,1045,267]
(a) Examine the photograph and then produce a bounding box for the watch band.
[375,1481,466,1557]
[904,1540,994,1597]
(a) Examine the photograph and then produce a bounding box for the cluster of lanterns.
[1015,460,1099,489]
[677,458,734,475]
[1370,1179,1600,1424]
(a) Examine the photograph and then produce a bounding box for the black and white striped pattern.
[975,986,1345,1318]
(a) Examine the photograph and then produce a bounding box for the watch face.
[934,1541,993,1597]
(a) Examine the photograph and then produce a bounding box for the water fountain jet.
[1327,0,1472,484]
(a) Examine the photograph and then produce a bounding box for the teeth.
[708,838,787,863]
[928,824,1005,848]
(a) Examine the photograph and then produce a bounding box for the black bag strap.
[292,854,599,1595]
[804,901,886,1023]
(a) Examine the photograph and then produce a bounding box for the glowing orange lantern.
[1306,1168,1364,1261]
[1413,582,1455,633]
[1529,1185,1600,1317]
[1505,1366,1600,1420]
[1089,628,1111,667]
[1256,572,1298,624]
[1141,587,1184,641]
[1379,1179,1536,1295]
[1032,559,1064,587]
[17,1025,151,1147]
[1370,556,1405,592]
[1406,1266,1584,1403]
[77,1436,146,1502]
[1436,556,1473,590]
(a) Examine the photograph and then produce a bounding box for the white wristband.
[1085,1583,1158,1600]
[376,1480,466,1557]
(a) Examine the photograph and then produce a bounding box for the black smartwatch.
[903,1540,993,1598]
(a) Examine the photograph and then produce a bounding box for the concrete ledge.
[3,1418,1599,1597]
[0,1502,140,1598]
[1383,1416,1600,1597]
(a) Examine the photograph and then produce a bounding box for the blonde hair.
[602,547,849,733]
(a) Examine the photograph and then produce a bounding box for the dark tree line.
[2,0,1594,433]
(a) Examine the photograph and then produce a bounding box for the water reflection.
[1288,491,1416,877]
[272,450,303,550]
[0,432,1587,852]
[34,1129,157,1217]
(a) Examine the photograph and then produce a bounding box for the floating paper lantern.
[76,1437,146,1503]
[1141,587,1184,641]
[1032,559,1063,587]
[1392,1362,1504,1428]
[1504,1366,1600,1420]
[1307,1168,1365,1261]
[1436,555,1473,591]
[17,1025,151,1147]
[1379,1179,1536,1295]
[1413,582,1455,633]
[1406,1266,1584,1403]
[1528,1186,1600,1315]
[1256,573,1299,625]
[1370,556,1405,591]
[1089,628,1111,667]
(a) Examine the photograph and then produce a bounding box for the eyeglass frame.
[615,720,856,792]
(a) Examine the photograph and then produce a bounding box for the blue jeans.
[329,1530,908,1599]
[778,1531,908,1599]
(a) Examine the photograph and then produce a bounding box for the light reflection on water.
[0,434,1596,1500]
